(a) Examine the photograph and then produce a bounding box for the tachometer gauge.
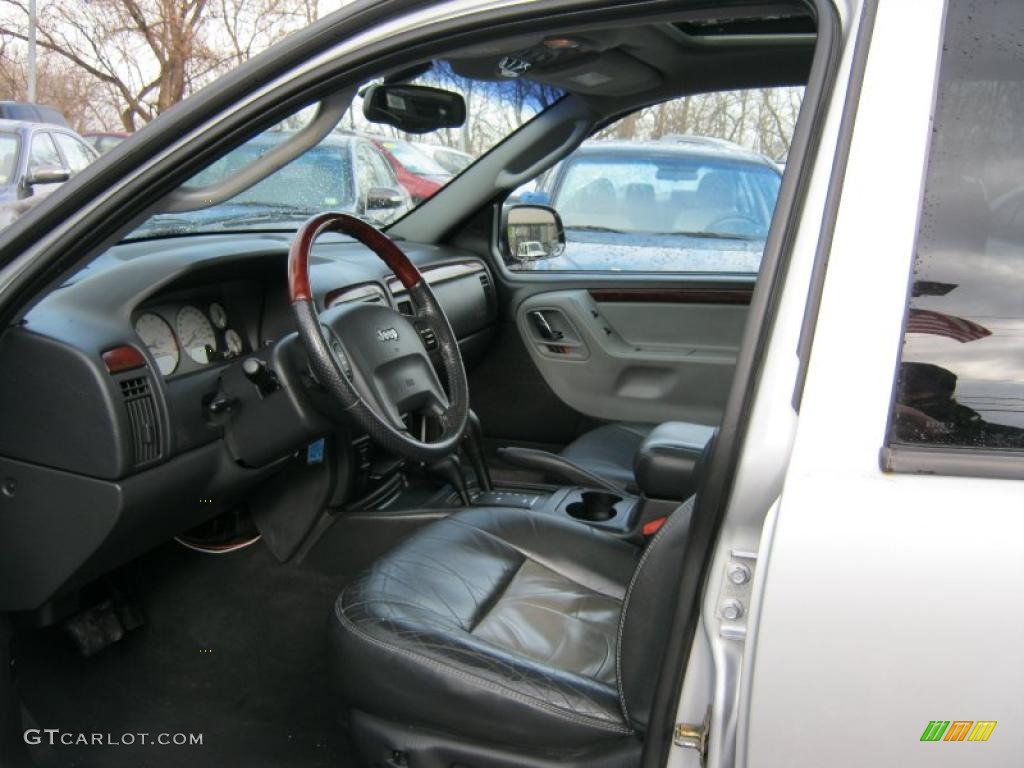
[224,329,244,358]
[134,313,179,376]
[176,305,217,364]
[209,302,228,330]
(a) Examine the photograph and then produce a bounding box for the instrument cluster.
[134,299,246,377]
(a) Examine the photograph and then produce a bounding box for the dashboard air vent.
[120,376,162,466]
[479,272,494,312]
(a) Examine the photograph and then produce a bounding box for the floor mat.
[15,541,354,768]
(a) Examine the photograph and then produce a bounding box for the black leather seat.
[329,497,699,763]
[559,422,653,492]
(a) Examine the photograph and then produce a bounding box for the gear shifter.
[461,409,492,493]
[426,455,472,506]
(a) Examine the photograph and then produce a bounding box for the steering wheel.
[288,212,468,461]
[703,213,762,236]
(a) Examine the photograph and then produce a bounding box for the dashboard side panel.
[0,442,284,611]
[0,455,120,610]
[0,329,129,479]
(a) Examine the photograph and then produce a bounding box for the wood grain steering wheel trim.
[288,212,421,302]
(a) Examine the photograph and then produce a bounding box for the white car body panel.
[674,0,1023,766]
[721,0,1023,766]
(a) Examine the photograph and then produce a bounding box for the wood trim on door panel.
[589,287,753,305]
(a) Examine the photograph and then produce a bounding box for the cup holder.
[566,491,622,522]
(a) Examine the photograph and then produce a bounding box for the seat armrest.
[633,422,715,500]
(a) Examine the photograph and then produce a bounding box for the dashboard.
[0,231,497,611]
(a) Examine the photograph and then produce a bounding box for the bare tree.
[0,0,318,131]
[210,0,319,69]
[0,40,107,130]
[591,87,803,160]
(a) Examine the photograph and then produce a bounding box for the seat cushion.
[559,423,653,491]
[329,507,640,749]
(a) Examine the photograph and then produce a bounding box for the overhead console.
[447,29,664,96]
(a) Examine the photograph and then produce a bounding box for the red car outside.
[367,137,451,203]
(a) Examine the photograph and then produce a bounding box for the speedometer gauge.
[209,302,228,330]
[224,329,243,358]
[134,313,179,376]
[176,305,217,364]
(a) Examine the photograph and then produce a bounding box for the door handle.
[528,311,563,341]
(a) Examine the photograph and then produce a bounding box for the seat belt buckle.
[642,516,667,537]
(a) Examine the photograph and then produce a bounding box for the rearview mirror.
[504,205,565,264]
[25,165,70,186]
[362,84,466,134]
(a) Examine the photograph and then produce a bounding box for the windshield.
[375,139,448,177]
[130,63,563,240]
[0,133,18,186]
[191,136,357,210]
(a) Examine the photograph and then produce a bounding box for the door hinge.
[674,705,711,767]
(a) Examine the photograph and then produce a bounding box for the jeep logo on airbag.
[376,327,399,342]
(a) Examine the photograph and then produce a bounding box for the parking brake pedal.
[63,594,145,657]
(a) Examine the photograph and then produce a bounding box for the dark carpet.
[15,539,356,768]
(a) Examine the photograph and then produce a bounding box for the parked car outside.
[0,101,70,127]
[513,138,781,272]
[365,135,451,203]
[83,131,131,154]
[413,141,474,174]
[0,119,98,227]
[133,131,411,237]
[517,240,547,260]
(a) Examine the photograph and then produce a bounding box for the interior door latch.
[674,705,711,766]
[528,310,563,341]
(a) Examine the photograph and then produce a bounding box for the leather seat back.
[616,432,716,731]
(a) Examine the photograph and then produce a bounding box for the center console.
[469,485,637,533]
[559,488,637,532]
[466,420,716,536]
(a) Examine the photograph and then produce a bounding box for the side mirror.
[25,165,70,187]
[362,84,466,134]
[366,186,407,211]
[503,204,565,264]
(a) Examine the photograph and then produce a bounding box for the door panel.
[516,287,749,425]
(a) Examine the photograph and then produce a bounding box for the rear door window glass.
[888,0,1024,451]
